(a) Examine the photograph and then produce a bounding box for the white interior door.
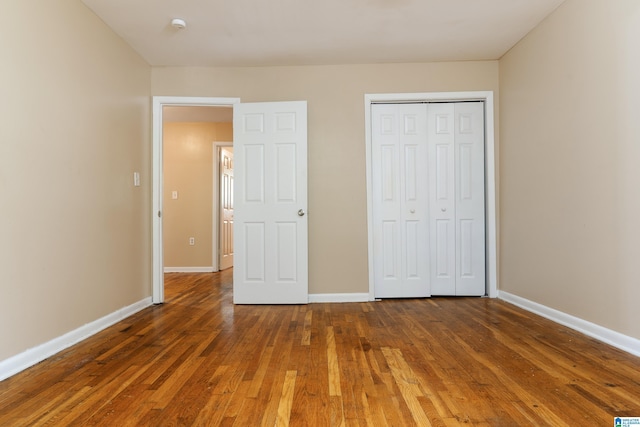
[372,103,430,298]
[453,102,485,296]
[429,103,457,295]
[372,101,485,298]
[429,102,485,296]
[219,147,234,270]
[233,101,308,304]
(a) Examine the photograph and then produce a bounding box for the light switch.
[133,172,140,187]
[172,191,178,199]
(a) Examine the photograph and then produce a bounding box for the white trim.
[212,144,220,273]
[153,97,241,304]
[164,266,215,273]
[364,91,498,301]
[0,297,152,382]
[499,291,640,358]
[309,293,370,303]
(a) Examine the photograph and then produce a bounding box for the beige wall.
[152,61,499,294]
[163,122,233,267]
[0,0,151,361]
[500,0,640,339]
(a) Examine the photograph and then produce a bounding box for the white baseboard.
[499,291,640,358]
[164,266,215,273]
[309,293,371,303]
[0,297,152,382]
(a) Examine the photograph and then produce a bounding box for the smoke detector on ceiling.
[171,18,187,30]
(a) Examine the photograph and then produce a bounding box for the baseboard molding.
[164,267,215,273]
[0,297,152,382]
[499,291,640,358]
[309,293,371,303]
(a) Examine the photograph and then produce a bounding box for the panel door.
[429,102,485,296]
[372,103,430,298]
[219,147,234,270]
[453,102,485,295]
[233,101,308,304]
[428,103,456,295]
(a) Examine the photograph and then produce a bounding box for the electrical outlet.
[189,237,195,246]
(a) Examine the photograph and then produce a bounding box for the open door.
[219,146,234,270]
[233,101,308,304]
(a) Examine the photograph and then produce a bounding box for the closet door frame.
[364,91,497,300]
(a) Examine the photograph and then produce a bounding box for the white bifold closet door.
[372,104,430,298]
[372,102,485,297]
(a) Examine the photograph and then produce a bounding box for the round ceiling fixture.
[171,18,187,30]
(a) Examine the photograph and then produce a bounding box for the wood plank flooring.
[1,270,639,426]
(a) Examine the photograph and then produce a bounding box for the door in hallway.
[219,146,234,270]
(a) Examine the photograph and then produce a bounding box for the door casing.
[364,91,498,300]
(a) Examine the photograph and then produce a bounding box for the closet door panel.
[428,103,456,296]
[454,102,485,296]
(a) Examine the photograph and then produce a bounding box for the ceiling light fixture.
[171,18,187,30]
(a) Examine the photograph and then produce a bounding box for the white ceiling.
[81,0,565,67]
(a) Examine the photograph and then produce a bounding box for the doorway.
[152,97,240,303]
[364,92,498,300]
[162,106,233,274]
[153,97,309,305]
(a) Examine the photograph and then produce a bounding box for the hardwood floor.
[1,270,639,426]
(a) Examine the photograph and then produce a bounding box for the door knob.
[410,209,415,214]
[298,209,305,217]
[441,207,447,212]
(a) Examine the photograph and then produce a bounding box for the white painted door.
[233,101,308,304]
[453,102,485,295]
[372,103,430,298]
[429,102,485,296]
[372,101,485,298]
[219,147,234,270]
[428,103,456,295]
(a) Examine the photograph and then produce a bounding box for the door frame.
[364,91,497,300]
[152,96,240,304]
